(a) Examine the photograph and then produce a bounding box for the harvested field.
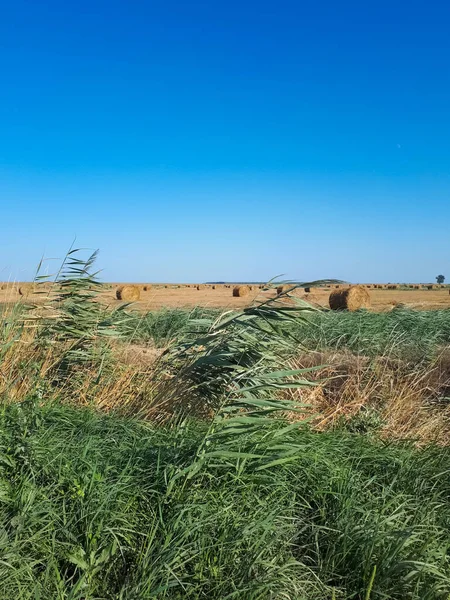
[1,282,450,312]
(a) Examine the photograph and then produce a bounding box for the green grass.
[296,308,450,361]
[118,306,219,347]
[120,306,450,361]
[1,400,449,599]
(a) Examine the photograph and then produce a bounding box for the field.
[1,255,450,599]
[2,281,450,311]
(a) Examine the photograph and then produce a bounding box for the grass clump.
[118,306,219,347]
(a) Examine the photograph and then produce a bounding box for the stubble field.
[2,281,450,311]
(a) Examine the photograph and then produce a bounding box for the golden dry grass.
[284,350,450,446]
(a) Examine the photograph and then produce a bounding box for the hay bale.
[304,287,311,293]
[233,285,250,297]
[276,284,296,295]
[329,285,370,311]
[427,284,435,290]
[18,284,35,296]
[212,285,216,289]
[387,284,399,290]
[116,285,140,301]
[142,285,152,292]
[196,284,205,290]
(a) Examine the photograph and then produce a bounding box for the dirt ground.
[1,282,450,312]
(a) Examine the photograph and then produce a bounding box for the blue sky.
[0,0,449,283]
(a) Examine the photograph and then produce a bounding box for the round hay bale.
[116,285,140,301]
[427,284,434,290]
[196,284,205,290]
[212,285,216,289]
[233,285,250,297]
[142,285,152,292]
[18,283,35,296]
[276,284,296,295]
[304,287,311,293]
[329,285,370,311]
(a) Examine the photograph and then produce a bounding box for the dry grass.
[284,349,450,445]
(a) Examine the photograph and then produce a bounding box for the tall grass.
[296,308,450,362]
[1,251,450,598]
[1,400,449,599]
[120,306,450,362]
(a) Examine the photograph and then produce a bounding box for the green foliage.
[33,248,130,377]
[120,306,450,363]
[153,293,319,416]
[437,274,445,284]
[118,306,218,347]
[0,401,449,599]
[295,308,450,362]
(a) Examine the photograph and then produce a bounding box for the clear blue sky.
[1,0,449,283]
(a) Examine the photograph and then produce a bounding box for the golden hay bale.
[329,285,370,311]
[212,285,216,289]
[18,283,35,296]
[233,285,250,297]
[427,284,435,290]
[304,287,311,293]
[116,285,140,301]
[196,284,205,290]
[142,285,152,292]
[387,284,398,290]
[276,284,296,295]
